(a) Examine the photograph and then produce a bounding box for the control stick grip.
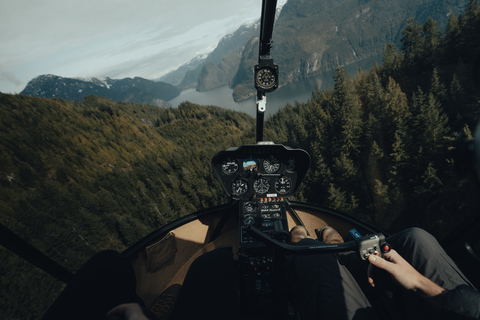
[355,234,391,260]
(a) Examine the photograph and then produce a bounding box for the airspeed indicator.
[222,159,239,174]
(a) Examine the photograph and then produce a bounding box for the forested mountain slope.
[232,0,469,100]
[0,95,255,318]
[265,0,480,233]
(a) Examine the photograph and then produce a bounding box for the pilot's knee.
[403,227,435,242]
[388,227,439,252]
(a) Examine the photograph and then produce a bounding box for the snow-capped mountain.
[21,75,180,107]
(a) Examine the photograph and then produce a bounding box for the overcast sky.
[0,0,282,93]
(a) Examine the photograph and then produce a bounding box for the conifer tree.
[355,67,383,119]
[327,183,358,214]
[382,43,403,82]
[430,68,446,103]
[440,13,461,65]
[401,18,425,72]
[410,89,450,176]
[446,74,468,128]
[330,67,362,156]
[461,0,480,61]
[422,17,442,69]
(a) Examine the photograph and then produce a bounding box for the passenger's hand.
[107,303,150,320]
[367,249,447,300]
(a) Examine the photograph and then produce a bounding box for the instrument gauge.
[263,156,280,173]
[243,202,256,213]
[243,158,259,172]
[243,215,255,226]
[222,159,239,174]
[232,179,249,196]
[256,68,276,89]
[253,177,270,194]
[286,158,296,172]
[254,61,279,93]
[275,177,292,194]
[255,66,278,91]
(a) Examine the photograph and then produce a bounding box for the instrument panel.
[212,144,311,199]
[213,144,310,317]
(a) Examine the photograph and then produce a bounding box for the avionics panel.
[212,144,310,318]
[237,196,288,317]
[239,197,287,248]
[212,144,310,200]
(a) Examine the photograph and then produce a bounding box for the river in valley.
[168,55,382,118]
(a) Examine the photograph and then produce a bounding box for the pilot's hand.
[107,303,150,320]
[367,249,421,290]
[367,249,447,301]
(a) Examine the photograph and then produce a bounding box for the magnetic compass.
[254,62,278,93]
[256,68,277,90]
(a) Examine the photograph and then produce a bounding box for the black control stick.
[247,226,391,259]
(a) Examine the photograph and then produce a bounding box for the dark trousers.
[42,250,140,320]
[288,238,378,320]
[382,227,474,319]
[169,248,239,320]
[289,227,474,320]
[44,248,237,320]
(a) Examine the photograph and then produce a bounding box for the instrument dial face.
[256,68,276,90]
[263,156,280,173]
[222,159,239,174]
[232,179,248,196]
[243,202,256,213]
[243,215,256,226]
[253,177,270,194]
[275,177,292,194]
[286,158,296,172]
[243,158,259,172]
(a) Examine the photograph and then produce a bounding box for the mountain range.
[158,20,260,91]
[159,0,469,101]
[20,0,469,103]
[228,0,469,100]
[20,75,179,107]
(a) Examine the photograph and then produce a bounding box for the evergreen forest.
[1,1,480,319]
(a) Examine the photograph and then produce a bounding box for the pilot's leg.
[388,227,473,289]
[169,247,239,320]
[386,227,474,319]
[42,250,140,320]
[289,238,379,320]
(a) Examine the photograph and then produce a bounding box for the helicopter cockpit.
[3,0,480,319]
[210,143,392,318]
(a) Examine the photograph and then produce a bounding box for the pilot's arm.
[368,249,480,319]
